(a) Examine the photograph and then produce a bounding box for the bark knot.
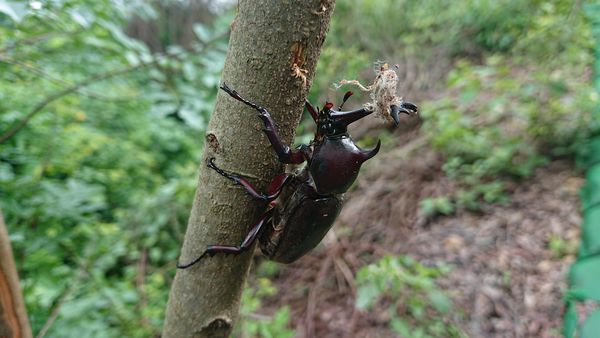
[196,316,232,338]
[206,133,220,153]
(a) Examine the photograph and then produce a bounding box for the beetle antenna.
[338,91,354,110]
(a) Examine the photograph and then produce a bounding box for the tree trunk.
[0,210,32,338]
[162,1,335,337]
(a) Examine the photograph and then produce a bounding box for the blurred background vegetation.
[0,0,595,337]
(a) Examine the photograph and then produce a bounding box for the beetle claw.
[390,102,418,125]
[207,157,216,167]
[220,82,232,93]
[176,250,209,269]
[389,105,404,125]
[402,101,418,113]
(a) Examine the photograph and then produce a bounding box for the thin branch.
[35,259,89,338]
[0,62,143,144]
[35,286,73,338]
[135,249,151,329]
[0,32,227,144]
[0,30,83,54]
[305,256,333,338]
[0,56,138,102]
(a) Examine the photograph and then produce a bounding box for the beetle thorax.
[316,108,348,138]
[309,136,368,195]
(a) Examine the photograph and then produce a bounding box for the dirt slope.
[260,133,581,338]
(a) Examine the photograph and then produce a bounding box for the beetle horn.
[338,91,354,110]
[330,107,373,128]
[358,139,381,162]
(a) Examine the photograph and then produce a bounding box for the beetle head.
[316,102,342,137]
[316,91,371,137]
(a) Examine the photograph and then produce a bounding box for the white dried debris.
[337,63,413,123]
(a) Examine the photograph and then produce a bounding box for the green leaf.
[69,9,93,27]
[0,1,27,22]
[428,290,452,314]
[193,23,210,42]
[390,317,412,337]
[355,284,379,310]
[178,107,204,130]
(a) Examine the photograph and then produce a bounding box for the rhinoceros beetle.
[177,83,417,268]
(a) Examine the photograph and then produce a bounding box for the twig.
[0,32,227,144]
[333,255,356,295]
[35,262,88,338]
[0,58,152,144]
[0,30,82,54]
[0,56,137,102]
[326,230,357,295]
[136,249,150,328]
[305,255,332,337]
[35,286,74,338]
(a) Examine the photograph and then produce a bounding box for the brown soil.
[256,130,583,338]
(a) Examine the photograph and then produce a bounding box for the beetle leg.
[305,100,318,122]
[207,157,291,201]
[220,83,307,164]
[176,209,274,269]
[401,101,418,113]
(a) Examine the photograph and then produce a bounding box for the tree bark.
[162,1,335,337]
[0,210,32,338]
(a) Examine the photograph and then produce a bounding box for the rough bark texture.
[0,211,32,338]
[162,1,335,337]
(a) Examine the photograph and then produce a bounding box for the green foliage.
[331,0,535,57]
[421,48,594,212]
[548,234,578,259]
[319,0,595,216]
[309,45,370,104]
[564,6,600,332]
[417,1,594,213]
[314,0,564,105]
[329,0,588,62]
[144,14,231,130]
[1,0,596,336]
[234,278,295,338]
[420,197,455,217]
[0,1,228,336]
[355,256,464,338]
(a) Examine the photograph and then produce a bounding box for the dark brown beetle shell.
[260,177,342,263]
[309,136,378,195]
